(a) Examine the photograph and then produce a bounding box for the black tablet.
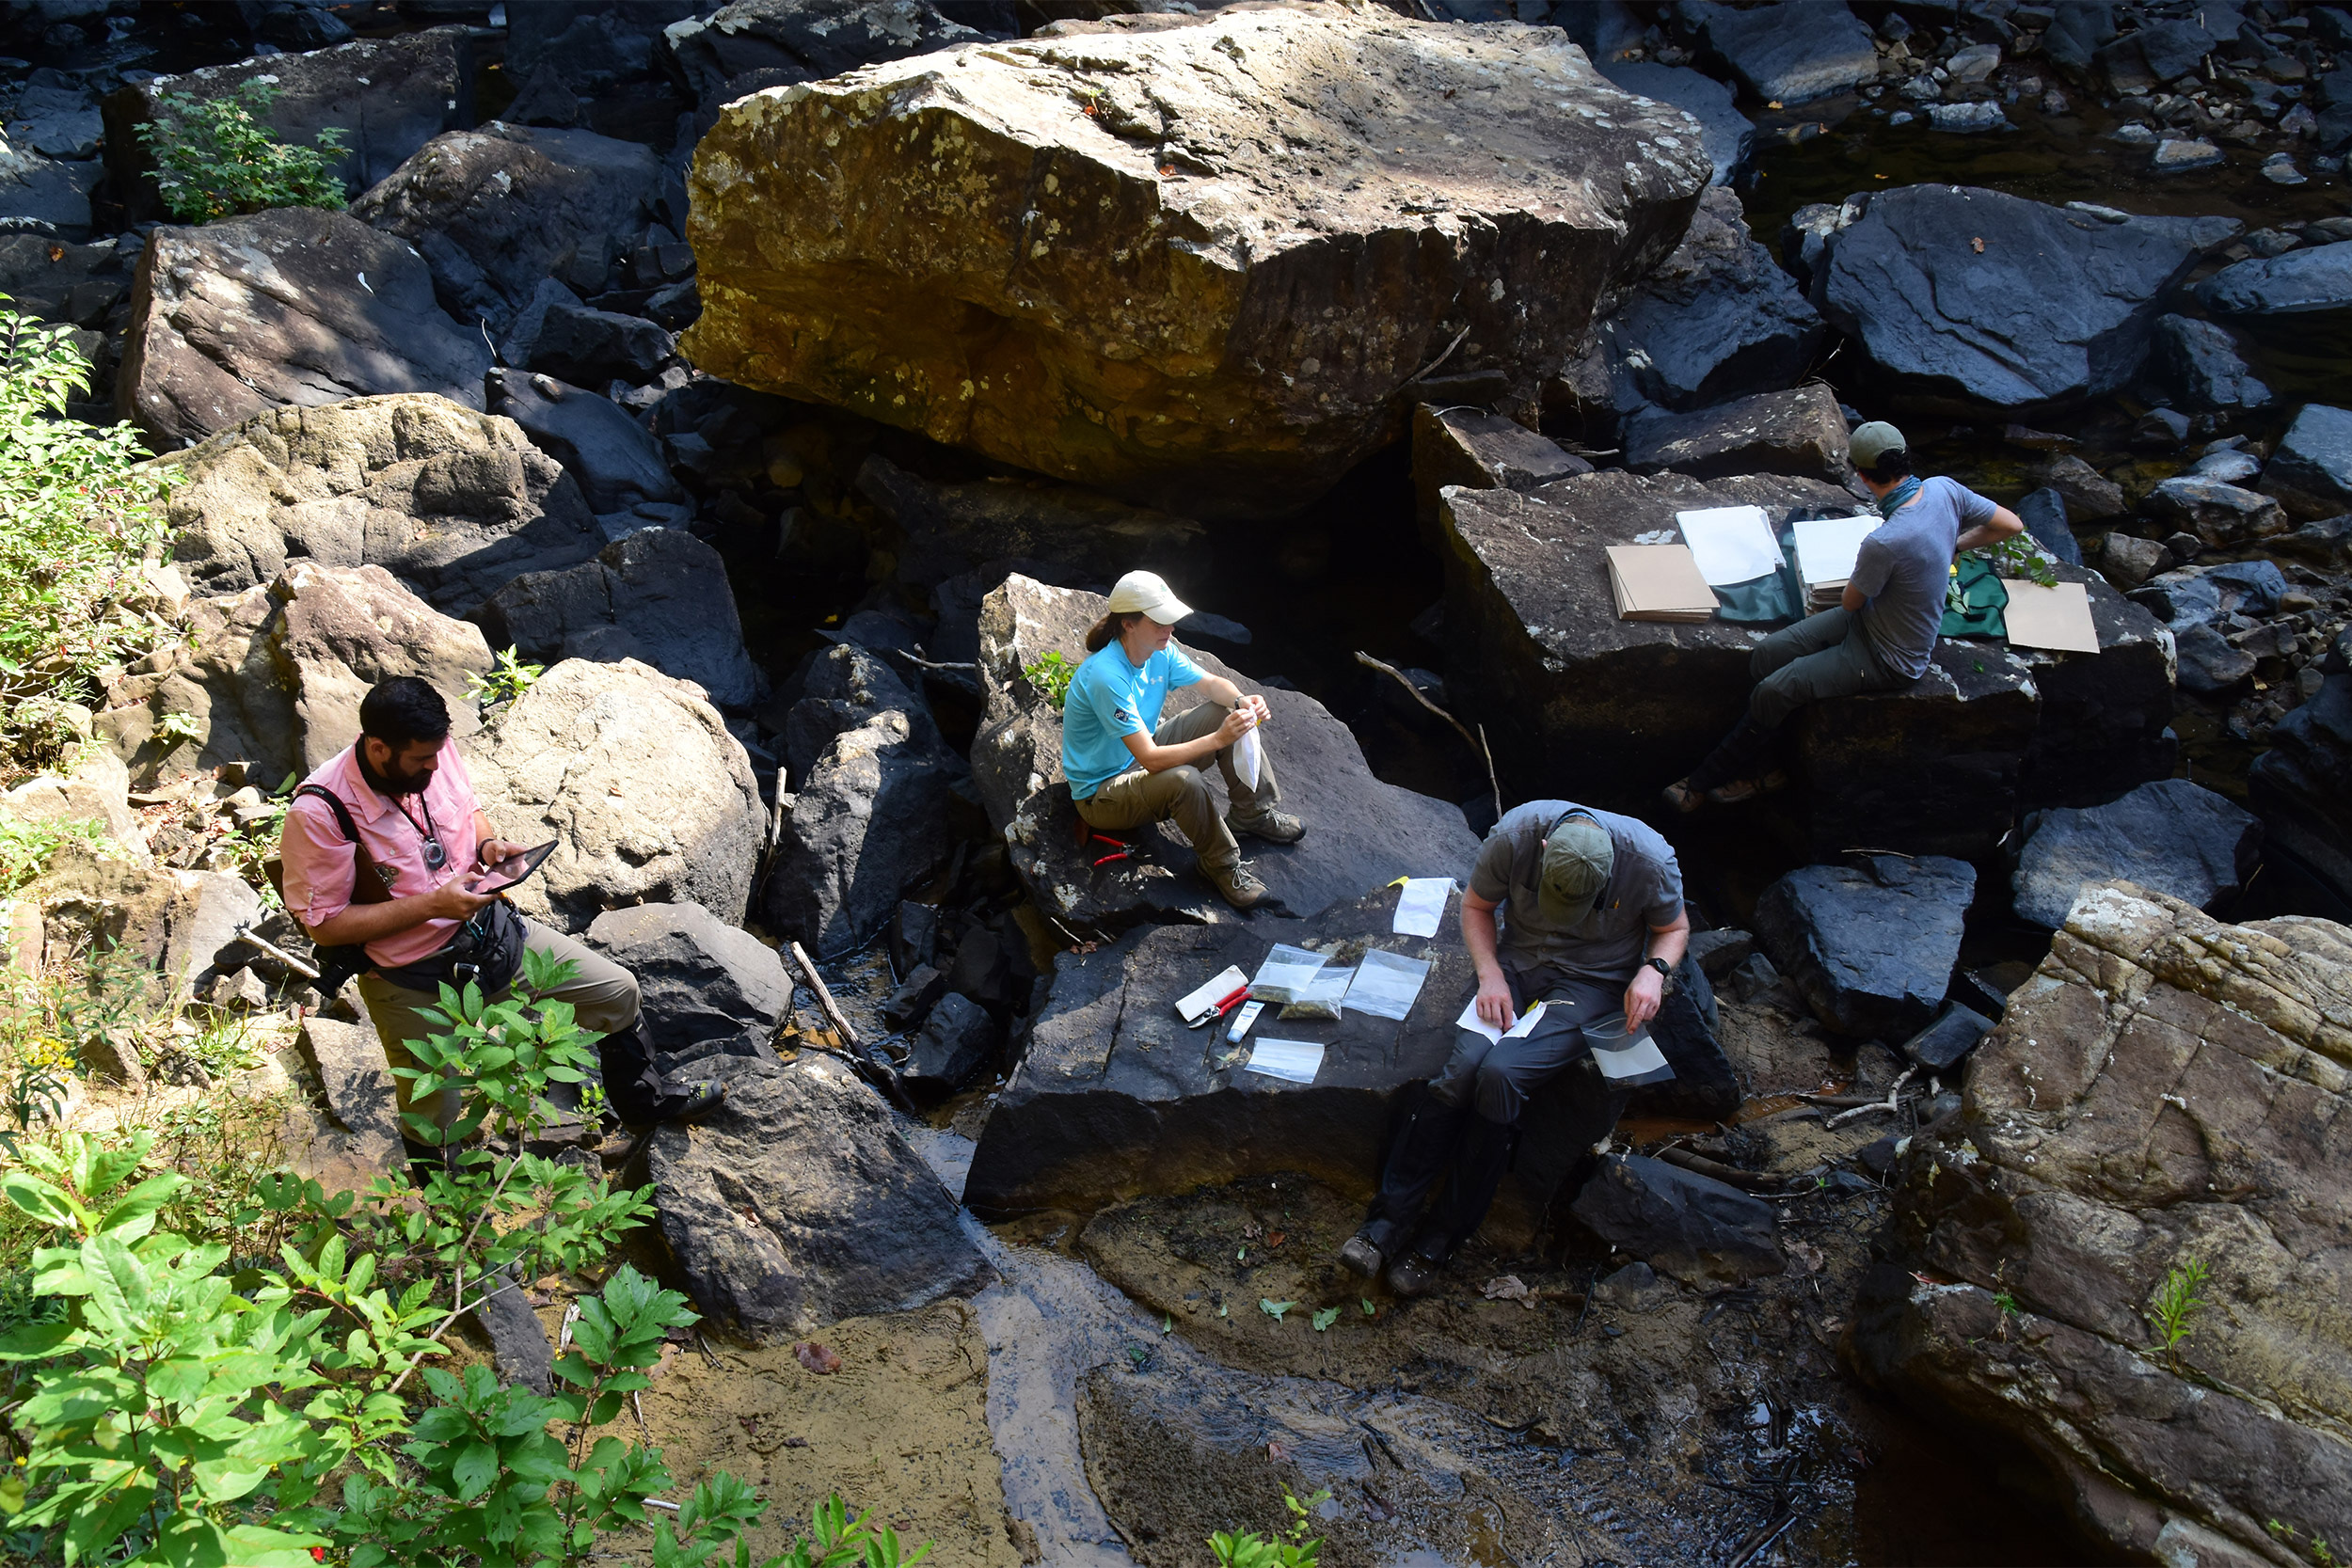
[472,839,559,895]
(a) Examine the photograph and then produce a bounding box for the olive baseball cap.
[1539,814,1613,926]
[1849,420,1907,469]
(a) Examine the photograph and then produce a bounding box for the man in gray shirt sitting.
[1340,801,1689,1296]
[1665,420,2024,811]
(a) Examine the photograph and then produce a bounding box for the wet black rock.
[2261,404,2352,521]
[2039,453,2127,521]
[1809,186,2237,415]
[119,208,490,449]
[2010,779,2261,929]
[662,0,998,109]
[1597,61,1753,185]
[1623,382,1851,483]
[647,1053,993,1342]
[0,146,103,238]
[103,28,481,224]
[509,0,703,92]
[2143,475,2288,548]
[584,899,790,1047]
[972,575,1480,936]
[352,124,666,333]
[778,642,944,787]
[472,529,764,710]
[2198,241,2352,327]
[2098,531,2169,591]
[1689,0,1879,103]
[2150,314,2272,413]
[1752,855,1976,1038]
[882,962,946,1030]
[2248,672,2352,911]
[485,369,685,519]
[1567,1154,1784,1285]
[1899,1002,1992,1072]
[0,233,120,326]
[965,887,1736,1233]
[890,900,940,976]
[1410,404,1591,536]
[2173,623,2259,694]
[903,992,998,1097]
[2015,487,2082,567]
[852,453,1200,594]
[499,277,675,387]
[2137,559,2290,633]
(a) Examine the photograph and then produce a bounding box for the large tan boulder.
[157,394,603,617]
[1855,882,2352,1563]
[681,3,1711,517]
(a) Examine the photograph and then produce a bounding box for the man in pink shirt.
[280,676,720,1135]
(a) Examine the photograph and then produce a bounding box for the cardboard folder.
[2003,579,2102,653]
[1607,544,1718,623]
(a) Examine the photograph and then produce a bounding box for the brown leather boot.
[1202,859,1267,910]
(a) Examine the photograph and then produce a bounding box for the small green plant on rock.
[468,645,546,712]
[137,80,348,223]
[1211,1486,1329,1568]
[2144,1256,2212,1368]
[1023,650,1077,707]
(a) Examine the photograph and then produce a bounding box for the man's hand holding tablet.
[472,838,559,895]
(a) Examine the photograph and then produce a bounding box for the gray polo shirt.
[1467,801,1685,990]
[1851,477,1998,680]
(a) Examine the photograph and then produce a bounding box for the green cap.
[1849,420,1907,470]
[1539,814,1613,926]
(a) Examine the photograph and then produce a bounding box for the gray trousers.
[1430,972,1623,1126]
[1747,607,1904,731]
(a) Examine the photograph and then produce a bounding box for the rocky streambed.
[7,1,2352,1564]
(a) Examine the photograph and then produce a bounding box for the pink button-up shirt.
[280,738,486,970]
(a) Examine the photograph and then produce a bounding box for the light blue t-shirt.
[1061,640,1204,799]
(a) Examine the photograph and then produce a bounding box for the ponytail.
[1084,611,1142,654]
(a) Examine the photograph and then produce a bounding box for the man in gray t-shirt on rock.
[1340,801,1690,1296]
[1665,420,2024,812]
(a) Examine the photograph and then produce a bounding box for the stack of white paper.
[1792,515,1881,609]
[1676,506,1784,588]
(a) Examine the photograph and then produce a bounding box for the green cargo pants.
[1747,608,1906,730]
[1073,701,1283,874]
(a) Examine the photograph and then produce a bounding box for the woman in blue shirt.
[1061,571,1304,909]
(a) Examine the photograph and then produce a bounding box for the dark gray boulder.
[2011,779,2261,929]
[2015,487,2082,568]
[1597,185,1827,415]
[2198,242,2352,327]
[852,453,1200,594]
[471,1284,554,1397]
[965,888,1736,1234]
[2041,3,2117,78]
[1691,0,1880,103]
[1597,61,1753,185]
[583,900,791,1047]
[10,78,102,161]
[1410,404,1591,537]
[102,27,481,224]
[647,1053,993,1342]
[2143,475,2289,548]
[1623,382,1851,483]
[352,124,665,333]
[1899,1002,1992,1072]
[499,277,675,387]
[485,368,684,519]
[1567,1154,1783,1285]
[1810,186,2238,415]
[2261,404,2352,521]
[903,992,998,1097]
[763,648,958,958]
[662,0,997,109]
[2150,314,2271,413]
[1752,855,1977,1038]
[2040,453,2127,521]
[0,147,103,238]
[2249,673,2352,911]
[882,962,946,1031]
[0,233,122,326]
[2172,623,2258,695]
[118,208,490,449]
[509,0,704,92]
[472,529,763,709]
[972,576,1481,936]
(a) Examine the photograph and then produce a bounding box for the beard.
[358,748,432,797]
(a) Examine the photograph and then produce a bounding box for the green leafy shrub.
[1211,1487,1328,1568]
[136,81,347,224]
[1022,651,1077,707]
[0,304,177,774]
[468,647,546,712]
[2144,1256,2212,1367]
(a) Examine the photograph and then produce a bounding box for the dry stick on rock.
[1828,1066,1917,1128]
[787,940,921,1115]
[230,923,321,981]
[1403,322,1472,386]
[1353,650,1502,820]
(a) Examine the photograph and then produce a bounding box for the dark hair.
[1861,446,1913,484]
[358,676,451,750]
[1084,610,1145,654]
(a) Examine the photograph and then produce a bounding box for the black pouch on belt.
[374,898,529,996]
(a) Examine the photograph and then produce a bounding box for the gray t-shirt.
[1851,477,1998,680]
[1467,801,1684,991]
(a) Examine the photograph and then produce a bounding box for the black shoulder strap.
[295,783,361,844]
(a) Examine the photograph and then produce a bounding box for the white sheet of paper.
[1590,1032,1673,1084]
[1453,997,1548,1044]
[1792,515,1882,588]
[1676,505,1784,587]
[1391,878,1453,937]
[1244,1037,1326,1085]
[1234,725,1263,791]
[1175,965,1248,1023]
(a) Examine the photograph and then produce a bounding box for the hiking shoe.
[1339,1232,1386,1279]
[1203,859,1268,910]
[1386,1250,1446,1298]
[648,1080,726,1124]
[1661,779,1705,815]
[1229,808,1306,845]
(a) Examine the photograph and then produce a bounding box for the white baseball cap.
[1105,569,1193,624]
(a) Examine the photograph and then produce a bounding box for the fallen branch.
[230,923,320,981]
[787,941,862,1052]
[1402,323,1471,386]
[1653,1144,1783,1192]
[1828,1066,1916,1128]
[1353,650,1502,820]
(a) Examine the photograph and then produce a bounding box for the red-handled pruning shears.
[1079,825,1132,867]
[1187,983,1251,1027]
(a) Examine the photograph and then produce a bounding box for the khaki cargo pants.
[358,918,641,1132]
[1073,701,1283,874]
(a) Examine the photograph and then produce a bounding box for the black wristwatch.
[1645,957,1672,979]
